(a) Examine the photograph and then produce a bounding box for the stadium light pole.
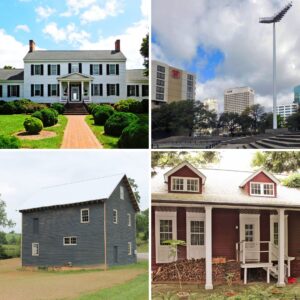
[259,2,293,130]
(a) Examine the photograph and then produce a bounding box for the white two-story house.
[0,40,148,104]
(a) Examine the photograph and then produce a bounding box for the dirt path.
[61,115,102,149]
[0,259,145,300]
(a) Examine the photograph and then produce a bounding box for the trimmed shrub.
[118,119,148,148]
[49,108,59,118]
[0,135,21,149]
[93,105,114,125]
[87,103,99,114]
[51,103,65,114]
[141,99,149,113]
[282,174,300,188]
[0,102,17,114]
[23,117,43,134]
[104,112,138,136]
[114,99,143,113]
[32,108,57,127]
[0,99,46,114]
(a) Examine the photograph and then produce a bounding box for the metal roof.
[0,69,24,81]
[20,174,139,212]
[126,69,148,82]
[152,167,300,209]
[259,2,292,24]
[24,50,126,62]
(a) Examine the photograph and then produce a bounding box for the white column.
[277,208,286,287]
[89,81,92,102]
[59,81,62,102]
[81,81,84,103]
[67,81,70,103]
[273,22,277,130]
[205,205,213,290]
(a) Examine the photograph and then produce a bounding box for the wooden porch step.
[64,103,89,115]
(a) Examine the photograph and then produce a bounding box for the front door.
[270,215,288,260]
[71,85,80,102]
[186,212,205,259]
[240,214,260,262]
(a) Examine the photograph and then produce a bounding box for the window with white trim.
[159,220,173,245]
[64,236,77,245]
[50,65,57,75]
[190,221,204,245]
[71,63,79,73]
[34,84,43,96]
[273,222,279,246]
[81,208,89,223]
[32,243,39,256]
[171,177,200,192]
[120,186,124,200]
[250,182,274,196]
[128,213,131,227]
[109,64,116,75]
[92,64,100,75]
[113,209,118,224]
[34,65,43,75]
[245,224,254,242]
[128,242,132,255]
[50,84,58,96]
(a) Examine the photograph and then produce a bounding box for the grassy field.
[0,114,67,148]
[136,232,148,253]
[152,280,300,299]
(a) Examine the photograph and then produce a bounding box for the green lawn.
[0,114,67,148]
[85,115,119,148]
[137,233,148,253]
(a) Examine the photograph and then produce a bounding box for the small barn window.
[120,186,124,200]
[128,213,131,227]
[32,243,39,256]
[113,209,118,224]
[64,236,77,245]
[128,242,132,255]
[81,208,89,223]
[250,182,274,196]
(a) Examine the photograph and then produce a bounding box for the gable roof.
[57,72,93,80]
[24,50,126,62]
[0,69,24,81]
[20,174,139,212]
[163,161,207,183]
[239,168,280,187]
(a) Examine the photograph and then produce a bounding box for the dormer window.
[171,177,199,192]
[250,182,274,196]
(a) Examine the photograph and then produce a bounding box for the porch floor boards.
[61,115,102,149]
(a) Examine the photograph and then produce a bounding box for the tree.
[3,65,15,70]
[238,113,253,134]
[286,108,300,131]
[128,178,140,204]
[0,231,7,245]
[243,104,265,133]
[194,102,218,134]
[0,195,15,228]
[252,151,300,173]
[136,209,148,240]
[140,34,149,77]
[218,112,240,136]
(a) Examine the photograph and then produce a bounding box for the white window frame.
[120,186,124,200]
[50,84,58,96]
[128,242,132,255]
[34,84,42,96]
[50,64,57,75]
[92,64,100,75]
[32,243,39,256]
[63,236,77,246]
[71,63,79,73]
[80,208,89,223]
[171,177,199,193]
[109,64,116,75]
[113,209,118,224]
[108,84,117,96]
[250,182,275,197]
[128,213,131,227]
[34,65,42,75]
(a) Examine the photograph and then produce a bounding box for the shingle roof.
[20,174,139,212]
[0,69,24,81]
[24,50,126,61]
[152,168,300,209]
[126,69,148,82]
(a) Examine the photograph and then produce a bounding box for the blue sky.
[0,0,148,68]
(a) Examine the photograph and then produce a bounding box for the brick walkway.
[61,115,102,149]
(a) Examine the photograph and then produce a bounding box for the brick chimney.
[115,39,120,52]
[29,40,36,53]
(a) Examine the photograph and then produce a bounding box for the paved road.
[61,115,102,149]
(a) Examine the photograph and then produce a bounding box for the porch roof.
[152,168,300,209]
[57,72,93,81]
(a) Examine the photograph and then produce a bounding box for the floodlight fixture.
[259,1,293,130]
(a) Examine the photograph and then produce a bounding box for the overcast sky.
[152,0,299,112]
[0,0,148,69]
[0,150,149,233]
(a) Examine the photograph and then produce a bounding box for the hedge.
[0,135,21,149]
[104,112,138,136]
[93,105,114,125]
[23,117,43,134]
[32,108,58,127]
[51,103,65,114]
[114,99,143,113]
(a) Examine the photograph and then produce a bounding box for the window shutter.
[0,85,2,97]
[57,84,60,96]
[106,64,109,75]
[127,86,130,97]
[99,64,102,75]
[100,84,103,96]
[116,64,119,75]
[116,84,120,96]
[136,85,139,97]
[79,63,82,73]
[90,64,93,75]
[31,84,34,97]
[48,64,51,76]
[68,63,71,73]
[107,84,110,96]
[31,64,34,76]
[41,64,44,75]
[41,85,44,97]
[57,64,60,75]
[17,85,20,97]
[48,84,51,97]
[7,86,10,97]
[91,84,94,96]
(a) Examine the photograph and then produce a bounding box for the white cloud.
[43,22,90,45]
[140,0,149,18]
[35,6,56,20]
[61,0,97,17]
[15,24,30,33]
[152,0,299,110]
[80,0,124,24]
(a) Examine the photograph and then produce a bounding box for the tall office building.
[203,98,218,114]
[224,87,255,114]
[294,85,300,104]
[151,60,196,107]
[277,103,298,121]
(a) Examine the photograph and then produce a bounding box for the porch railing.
[236,241,272,264]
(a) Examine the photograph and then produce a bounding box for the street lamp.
[259,1,293,130]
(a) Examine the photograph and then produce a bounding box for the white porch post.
[89,81,92,102]
[67,81,70,103]
[81,81,84,103]
[205,205,213,290]
[59,81,62,102]
[277,208,286,287]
